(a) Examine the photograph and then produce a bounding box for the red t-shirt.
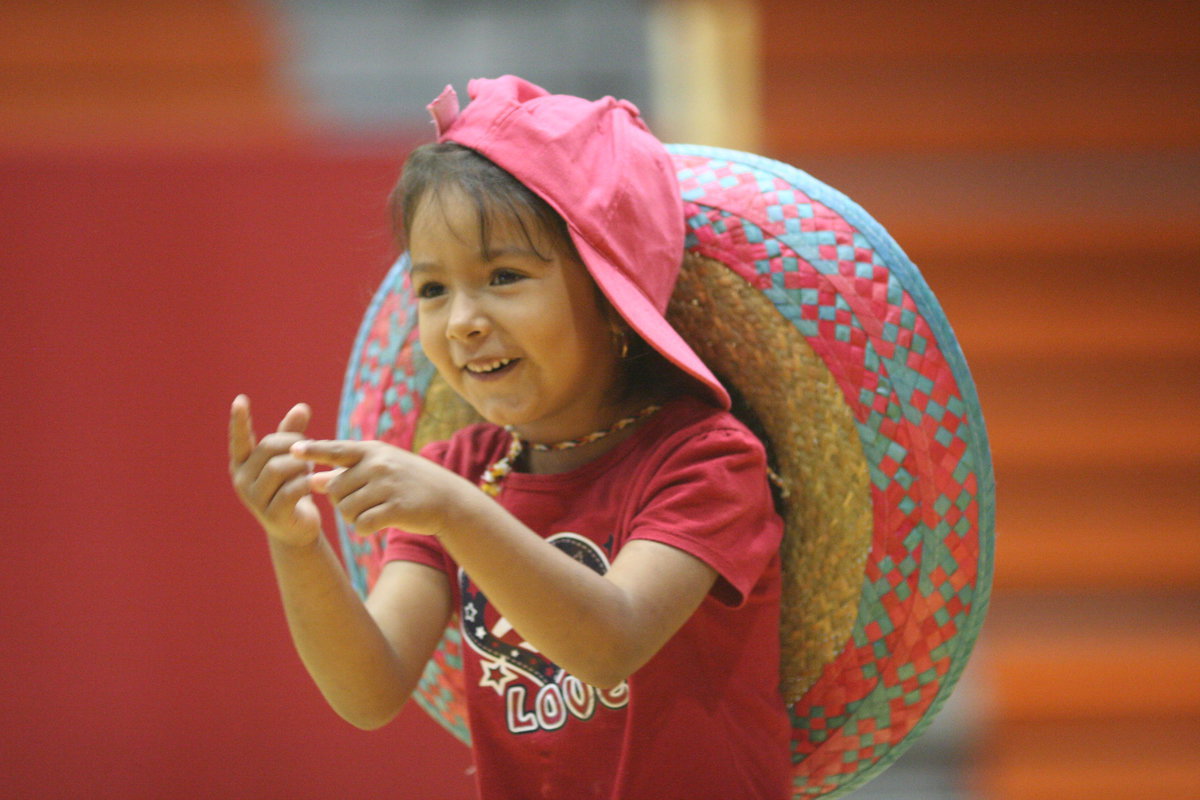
[384,396,791,799]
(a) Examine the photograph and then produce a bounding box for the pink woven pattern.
[675,151,985,796]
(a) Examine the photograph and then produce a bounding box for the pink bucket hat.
[426,75,731,410]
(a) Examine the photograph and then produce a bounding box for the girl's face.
[410,187,624,443]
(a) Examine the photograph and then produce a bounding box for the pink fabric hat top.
[426,75,731,409]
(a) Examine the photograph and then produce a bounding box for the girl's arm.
[295,439,717,689]
[438,491,717,689]
[266,536,451,729]
[229,397,451,729]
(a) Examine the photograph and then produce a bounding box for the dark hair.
[391,141,569,262]
[391,141,688,404]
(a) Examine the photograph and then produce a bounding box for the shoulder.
[623,395,782,606]
[619,394,773,512]
[638,395,768,470]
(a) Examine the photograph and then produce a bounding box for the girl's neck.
[518,393,666,475]
[523,428,627,475]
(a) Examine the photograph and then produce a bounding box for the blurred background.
[1,1,1196,798]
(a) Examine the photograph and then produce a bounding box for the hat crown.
[433,75,683,313]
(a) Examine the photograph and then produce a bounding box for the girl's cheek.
[417,318,445,365]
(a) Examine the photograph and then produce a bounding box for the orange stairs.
[0,1,298,152]
[759,2,1200,797]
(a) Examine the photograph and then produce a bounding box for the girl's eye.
[416,281,445,299]
[491,269,523,286]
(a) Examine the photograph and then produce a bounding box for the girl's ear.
[609,319,630,360]
[596,293,631,360]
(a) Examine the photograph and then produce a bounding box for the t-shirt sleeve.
[381,439,452,572]
[628,425,783,607]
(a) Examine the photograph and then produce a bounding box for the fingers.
[346,503,392,537]
[301,452,393,535]
[265,470,315,517]
[326,484,392,537]
[228,396,310,465]
[277,402,312,435]
[227,396,330,545]
[290,439,367,468]
[228,394,256,467]
[308,468,345,494]
[247,448,313,510]
[305,460,376,529]
[228,396,314,505]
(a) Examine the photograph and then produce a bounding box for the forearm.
[436,491,710,689]
[267,534,414,729]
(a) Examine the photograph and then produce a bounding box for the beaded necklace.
[478,404,662,497]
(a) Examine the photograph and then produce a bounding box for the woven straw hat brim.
[336,145,995,799]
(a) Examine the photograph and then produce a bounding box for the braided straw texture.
[414,373,478,452]
[335,145,995,799]
[668,253,872,702]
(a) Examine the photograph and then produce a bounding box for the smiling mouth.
[465,357,518,376]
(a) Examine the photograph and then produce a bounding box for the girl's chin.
[466,399,537,430]
[473,405,576,442]
[458,389,606,440]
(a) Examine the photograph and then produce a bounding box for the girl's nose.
[446,291,489,341]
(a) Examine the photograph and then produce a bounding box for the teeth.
[466,358,513,374]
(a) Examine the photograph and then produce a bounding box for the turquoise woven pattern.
[673,145,992,798]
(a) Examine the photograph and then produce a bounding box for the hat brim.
[570,229,732,410]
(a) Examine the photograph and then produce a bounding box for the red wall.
[1,145,475,798]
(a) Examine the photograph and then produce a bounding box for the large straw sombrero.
[336,145,995,798]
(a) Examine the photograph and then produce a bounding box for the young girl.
[228,75,791,799]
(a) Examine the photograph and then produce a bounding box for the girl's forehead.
[411,185,562,260]
[409,189,480,243]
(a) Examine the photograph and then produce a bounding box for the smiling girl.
[228,76,790,799]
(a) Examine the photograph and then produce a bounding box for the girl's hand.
[291,439,475,538]
[228,395,322,547]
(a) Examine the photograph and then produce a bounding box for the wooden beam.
[648,0,763,151]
